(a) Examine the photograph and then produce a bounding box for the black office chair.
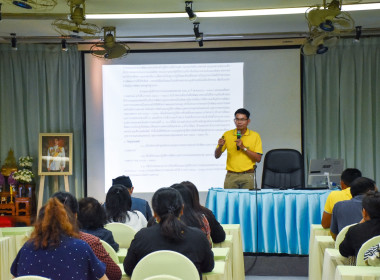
[261,149,304,189]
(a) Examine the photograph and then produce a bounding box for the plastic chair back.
[14,276,50,279]
[144,275,182,280]
[356,235,380,266]
[261,149,304,189]
[105,222,136,248]
[335,223,356,249]
[131,250,200,280]
[100,239,120,264]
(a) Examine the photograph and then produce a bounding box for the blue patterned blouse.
[11,236,106,280]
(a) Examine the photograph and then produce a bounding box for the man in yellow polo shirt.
[215,108,263,189]
[321,168,362,228]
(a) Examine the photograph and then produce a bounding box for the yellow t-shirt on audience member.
[324,187,352,214]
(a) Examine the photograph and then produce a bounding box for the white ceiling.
[1,0,380,44]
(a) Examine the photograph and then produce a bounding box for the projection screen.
[84,48,301,203]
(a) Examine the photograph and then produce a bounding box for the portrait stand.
[38,133,73,212]
[37,175,70,212]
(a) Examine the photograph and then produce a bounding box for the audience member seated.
[171,183,212,246]
[113,175,153,221]
[123,187,214,278]
[78,197,119,252]
[339,191,380,261]
[181,181,226,243]
[105,184,147,232]
[11,198,108,280]
[330,177,377,239]
[52,191,122,280]
[321,168,362,228]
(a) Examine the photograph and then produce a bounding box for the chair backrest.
[356,235,380,266]
[14,276,50,280]
[131,250,200,280]
[335,223,356,249]
[104,222,136,248]
[144,275,182,280]
[100,239,120,264]
[261,149,304,189]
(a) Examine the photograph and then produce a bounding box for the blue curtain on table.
[206,188,330,254]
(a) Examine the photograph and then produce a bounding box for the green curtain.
[303,37,380,182]
[0,44,84,202]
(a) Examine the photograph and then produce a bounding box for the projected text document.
[103,63,243,192]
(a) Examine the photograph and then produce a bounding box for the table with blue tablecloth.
[205,188,330,254]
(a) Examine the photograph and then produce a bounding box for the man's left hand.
[235,139,244,150]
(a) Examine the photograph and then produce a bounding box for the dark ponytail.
[152,187,185,241]
[105,184,132,223]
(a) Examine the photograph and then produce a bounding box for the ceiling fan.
[306,0,355,33]
[90,27,130,59]
[52,0,100,36]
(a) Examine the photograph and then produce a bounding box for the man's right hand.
[218,137,225,147]
[215,137,225,159]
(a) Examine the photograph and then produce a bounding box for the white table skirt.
[0,237,12,280]
[309,235,335,280]
[221,224,244,280]
[322,248,350,280]
[335,265,380,280]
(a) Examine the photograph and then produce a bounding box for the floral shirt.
[80,232,122,280]
[201,214,212,247]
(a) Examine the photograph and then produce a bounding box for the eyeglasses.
[234,118,248,122]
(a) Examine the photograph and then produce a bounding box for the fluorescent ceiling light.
[87,13,186,19]
[199,7,308,17]
[341,3,380,11]
[86,3,380,19]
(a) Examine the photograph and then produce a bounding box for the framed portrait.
[38,133,73,175]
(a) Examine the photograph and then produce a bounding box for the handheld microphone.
[237,130,241,150]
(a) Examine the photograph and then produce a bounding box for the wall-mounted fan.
[301,30,338,55]
[306,0,354,33]
[303,0,354,55]
[52,0,100,36]
[90,27,130,59]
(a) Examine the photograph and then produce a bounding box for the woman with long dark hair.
[181,181,226,243]
[170,183,212,245]
[123,187,214,278]
[105,184,147,232]
[11,198,108,279]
